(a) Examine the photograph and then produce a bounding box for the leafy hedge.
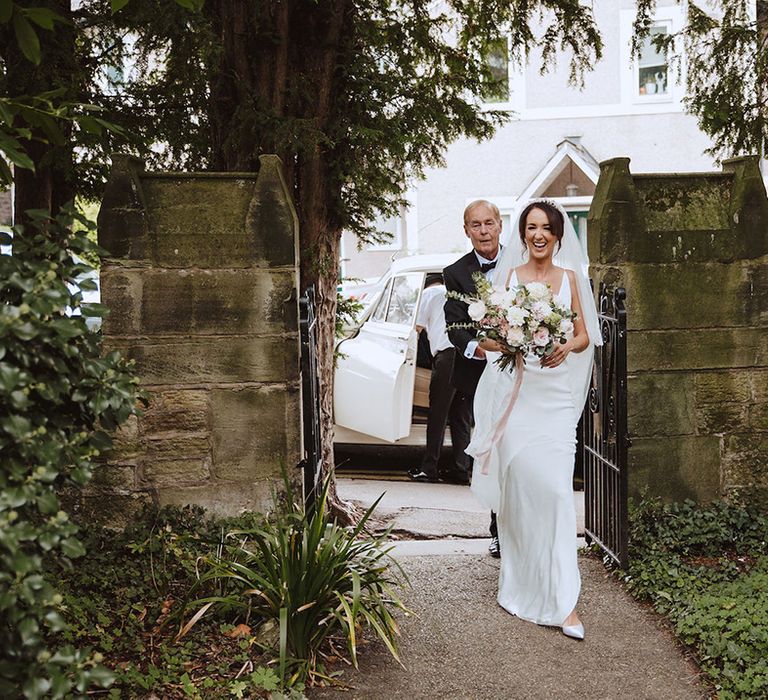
[0,210,143,698]
[48,504,296,698]
[615,497,768,699]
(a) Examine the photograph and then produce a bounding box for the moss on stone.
[628,328,767,372]
[210,386,301,481]
[629,435,721,502]
[622,263,753,330]
[141,457,211,488]
[628,373,695,437]
[634,175,731,233]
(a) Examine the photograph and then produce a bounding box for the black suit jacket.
[443,251,487,398]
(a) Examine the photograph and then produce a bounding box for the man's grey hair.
[464,199,502,225]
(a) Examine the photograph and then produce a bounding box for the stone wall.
[89,155,302,520]
[588,156,768,505]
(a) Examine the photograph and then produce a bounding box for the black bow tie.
[480,261,497,273]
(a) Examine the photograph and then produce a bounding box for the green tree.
[2,0,604,515]
[0,6,149,695]
[99,0,603,509]
[633,0,767,159]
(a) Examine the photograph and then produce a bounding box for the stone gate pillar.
[89,155,302,519]
[588,156,768,505]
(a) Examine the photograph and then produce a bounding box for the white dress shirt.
[416,284,453,355]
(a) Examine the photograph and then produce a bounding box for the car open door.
[334,271,425,442]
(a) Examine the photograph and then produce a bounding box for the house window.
[482,38,510,104]
[637,24,669,97]
[366,210,403,251]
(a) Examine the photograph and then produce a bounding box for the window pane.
[371,213,398,237]
[365,208,403,251]
[638,26,668,96]
[483,38,510,103]
[385,273,421,326]
[370,280,392,322]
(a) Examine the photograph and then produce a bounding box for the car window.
[385,273,422,325]
[369,280,392,323]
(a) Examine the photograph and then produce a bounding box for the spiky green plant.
[177,473,407,686]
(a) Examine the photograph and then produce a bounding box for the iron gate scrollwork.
[581,283,630,568]
[298,287,323,510]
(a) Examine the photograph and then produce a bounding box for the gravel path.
[309,553,706,700]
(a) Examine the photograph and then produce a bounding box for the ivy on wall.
[0,208,144,698]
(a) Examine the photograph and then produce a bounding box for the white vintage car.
[333,253,461,448]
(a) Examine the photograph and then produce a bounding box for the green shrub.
[612,496,768,699]
[181,474,407,687]
[48,505,296,698]
[0,209,143,698]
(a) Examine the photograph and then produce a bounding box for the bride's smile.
[524,207,558,260]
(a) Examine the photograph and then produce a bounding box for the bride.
[467,199,601,640]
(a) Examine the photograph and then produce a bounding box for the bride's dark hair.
[518,200,564,252]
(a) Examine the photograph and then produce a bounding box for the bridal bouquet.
[447,272,577,372]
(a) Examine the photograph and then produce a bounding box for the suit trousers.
[421,349,472,477]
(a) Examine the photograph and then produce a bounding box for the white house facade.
[340,0,723,281]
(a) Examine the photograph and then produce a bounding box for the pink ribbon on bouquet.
[476,353,525,475]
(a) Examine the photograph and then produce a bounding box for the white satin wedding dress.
[467,200,600,629]
[488,269,580,626]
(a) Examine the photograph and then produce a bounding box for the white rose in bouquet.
[506,326,525,346]
[531,300,553,321]
[506,305,529,327]
[468,300,487,321]
[526,282,550,301]
[490,286,515,308]
[559,318,574,335]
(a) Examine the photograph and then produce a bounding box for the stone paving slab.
[389,537,588,557]
[308,554,706,700]
[337,478,586,538]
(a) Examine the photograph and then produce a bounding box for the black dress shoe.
[439,470,470,485]
[407,468,439,483]
[488,535,501,558]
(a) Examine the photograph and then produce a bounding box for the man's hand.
[478,338,503,354]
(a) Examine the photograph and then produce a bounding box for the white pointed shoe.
[561,622,585,640]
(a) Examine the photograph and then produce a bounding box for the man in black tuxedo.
[443,199,503,557]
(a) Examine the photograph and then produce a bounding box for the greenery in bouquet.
[447,272,577,372]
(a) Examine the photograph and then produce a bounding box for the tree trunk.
[291,0,357,522]
[206,0,358,521]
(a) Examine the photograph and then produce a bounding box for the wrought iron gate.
[581,284,630,568]
[298,287,323,509]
